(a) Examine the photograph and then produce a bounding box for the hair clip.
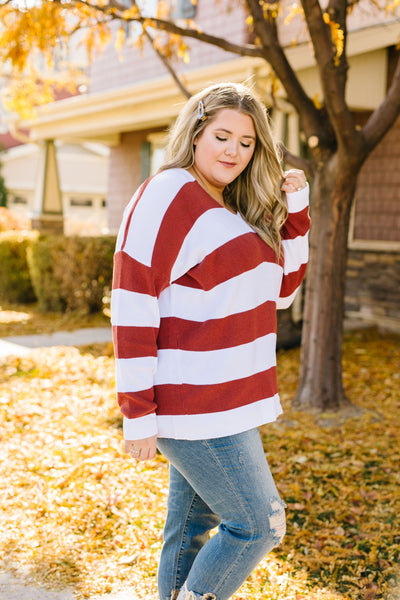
[198,100,207,122]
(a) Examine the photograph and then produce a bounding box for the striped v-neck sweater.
[111,168,310,441]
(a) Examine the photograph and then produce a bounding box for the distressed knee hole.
[269,499,286,545]
[176,582,216,600]
[170,591,179,600]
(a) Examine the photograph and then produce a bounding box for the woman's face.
[193,108,256,195]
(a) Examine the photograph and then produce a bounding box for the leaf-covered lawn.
[0,307,399,600]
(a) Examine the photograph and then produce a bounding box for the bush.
[27,235,65,312]
[0,231,38,303]
[28,235,116,314]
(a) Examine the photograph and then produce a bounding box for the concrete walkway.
[0,328,112,357]
[0,571,139,600]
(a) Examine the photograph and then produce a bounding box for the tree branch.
[300,0,358,152]
[143,17,263,57]
[244,0,327,144]
[363,52,400,153]
[279,144,312,177]
[144,29,191,99]
[63,0,264,58]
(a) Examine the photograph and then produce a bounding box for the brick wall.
[106,130,159,232]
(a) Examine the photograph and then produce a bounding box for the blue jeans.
[157,428,286,600]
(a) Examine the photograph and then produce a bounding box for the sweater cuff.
[123,413,158,440]
[286,183,309,213]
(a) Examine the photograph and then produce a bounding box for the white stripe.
[116,356,158,393]
[154,333,276,386]
[111,288,159,327]
[286,183,309,213]
[282,232,309,275]
[157,394,283,440]
[159,261,283,322]
[277,288,299,310]
[170,208,251,282]
[119,169,194,266]
[123,414,157,440]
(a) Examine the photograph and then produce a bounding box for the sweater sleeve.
[111,172,200,440]
[277,184,310,310]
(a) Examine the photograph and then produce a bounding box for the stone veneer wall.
[345,250,400,330]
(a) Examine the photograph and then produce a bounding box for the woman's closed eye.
[216,135,251,148]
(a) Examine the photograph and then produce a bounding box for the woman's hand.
[281,169,307,194]
[124,436,158,462]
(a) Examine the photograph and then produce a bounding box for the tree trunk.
[294,154,359,411]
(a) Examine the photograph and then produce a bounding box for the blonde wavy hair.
[160,82,288,258]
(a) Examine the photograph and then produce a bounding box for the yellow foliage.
[4,75,59,120]
[323,12,344,66]
[0,319,399,599]
[121,5,141,19]
[157,0,170,19]
[115,26,126,54]
[284,3,304,25]
[152,32,191,65]
[312,93,322,110]
[261,1,281,21]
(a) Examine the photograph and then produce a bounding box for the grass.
[0,304,399,600]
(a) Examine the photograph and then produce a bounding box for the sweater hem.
[156,394,283,440]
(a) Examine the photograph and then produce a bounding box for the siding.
[353,115,400,243]
[90,1,247,94]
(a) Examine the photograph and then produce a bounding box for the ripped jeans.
[157,428,286,600]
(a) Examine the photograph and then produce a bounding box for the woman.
[111,82,310,600]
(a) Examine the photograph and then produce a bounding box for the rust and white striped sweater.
[111,168,310,441]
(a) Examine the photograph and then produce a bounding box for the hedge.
[0,231,38,304]
[0,232,116,314]
[28,235,116,314]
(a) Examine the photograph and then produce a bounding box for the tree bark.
[294,153,359,411]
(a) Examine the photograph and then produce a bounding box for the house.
[1,139,109,235]
[14,0,400,329]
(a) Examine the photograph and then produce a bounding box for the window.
[171,0,197,20]
[128,0,159,41]
[70,198,93,207]
[12,196,28,205]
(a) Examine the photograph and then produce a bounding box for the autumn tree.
[1,0,400,411]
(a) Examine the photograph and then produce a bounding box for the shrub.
[0,231,37,304]
[27,235,65,312]
[28,235,116,314]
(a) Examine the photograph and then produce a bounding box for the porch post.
[31,139,64,234]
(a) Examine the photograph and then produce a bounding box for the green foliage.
[0,231,37,303]
[27,234,116,314]
[27,235,65,312]
[0,156,8,208]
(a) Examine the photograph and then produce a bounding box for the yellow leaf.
[115,26,126,53]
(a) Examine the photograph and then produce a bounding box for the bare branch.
[143,29,191,99]
[279,144,312,177]
[61,0,263,58]
[139,17,264,57]
[363,52,400,153]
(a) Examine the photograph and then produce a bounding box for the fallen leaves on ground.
[0,316,399,600]
[0,303,110,337]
